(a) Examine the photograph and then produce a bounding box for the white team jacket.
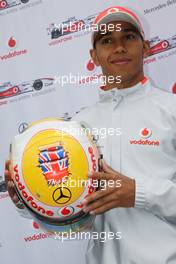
[72,77,176,264]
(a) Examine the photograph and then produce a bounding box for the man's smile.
[110,57,132,65]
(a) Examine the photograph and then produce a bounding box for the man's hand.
[5,160,24,209]
[82,160,135,215]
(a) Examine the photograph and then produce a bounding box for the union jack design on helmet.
[38,143,69,186]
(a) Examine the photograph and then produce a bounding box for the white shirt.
[72,77,176,264]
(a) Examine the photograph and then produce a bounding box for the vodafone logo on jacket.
[130,128,160,147]
[139,128,152,138]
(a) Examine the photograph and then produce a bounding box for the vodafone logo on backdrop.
[23,221,51,243]
[8,36,17,48]
[86,59,96,72]
[0,36,28,61]
[78,59,102,86]
[22,220,57,243]
[33,221,40,229]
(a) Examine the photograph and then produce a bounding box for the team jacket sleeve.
[135,177,176,225]
[135,103,176,225]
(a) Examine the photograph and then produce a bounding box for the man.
[71,6,176,264]
[5,5,176,264]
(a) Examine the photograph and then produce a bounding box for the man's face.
[90,21,150,87]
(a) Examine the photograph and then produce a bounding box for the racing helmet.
[10,118,100,237]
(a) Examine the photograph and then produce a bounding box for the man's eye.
[125,34,136,40]
[101,38,112,44]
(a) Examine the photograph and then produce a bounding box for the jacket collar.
[98,76,151,102]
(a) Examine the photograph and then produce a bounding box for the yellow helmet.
[10,118,99,236]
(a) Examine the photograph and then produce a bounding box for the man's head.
[90,6,150,89]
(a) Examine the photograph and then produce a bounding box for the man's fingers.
[5,160,12,182]
[5,160,10,171]
[5,169,12,182]
[91,171,117,181]
[82,186,117,206]
[12,193,20,204]
[101,159,117,174]
[8,183,20,204]
[4,160,22,206]
[7,181,19,203]
[89,201,117,215]
[7,181,16,197]
[83,192,117,213]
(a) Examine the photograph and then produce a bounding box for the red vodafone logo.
[130,127,159,147]
[1,36,27,61]
[58,206,74,217]
[33,221,40,230]
[86,59,96,72]
[139,128,152,139]
[8,37,17,48]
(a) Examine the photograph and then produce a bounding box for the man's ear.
[143,40,150,58]
[90,48,100,66]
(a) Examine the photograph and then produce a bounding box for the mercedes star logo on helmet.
[52,187,72,204]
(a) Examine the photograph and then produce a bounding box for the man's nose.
[112,39,127,53]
